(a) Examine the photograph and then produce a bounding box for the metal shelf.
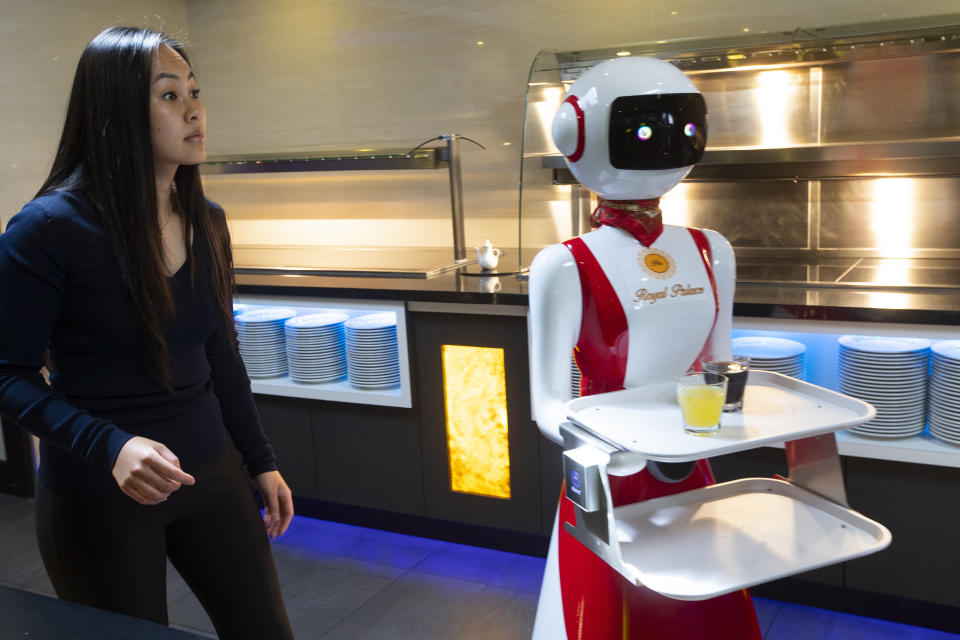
[200,134,474,265]
[201,147,446,175]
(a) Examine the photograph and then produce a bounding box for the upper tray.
[565,370,875,462]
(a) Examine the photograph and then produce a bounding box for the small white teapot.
[475,240,502,270]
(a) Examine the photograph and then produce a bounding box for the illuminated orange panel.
[441,345,511,499]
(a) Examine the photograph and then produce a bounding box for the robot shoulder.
[529,242,578,276]
[697,227,735,260]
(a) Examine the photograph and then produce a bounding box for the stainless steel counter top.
[235,252,960,324]
[233,245,472,278]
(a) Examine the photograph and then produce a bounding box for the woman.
[0,27,295,637]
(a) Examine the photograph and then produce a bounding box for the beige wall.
[0,0,190,228]
[2,1,958,252]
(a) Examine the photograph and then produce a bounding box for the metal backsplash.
[519,15,960,295]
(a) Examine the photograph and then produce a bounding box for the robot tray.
[610,477,890,600]
[565,370,875,462]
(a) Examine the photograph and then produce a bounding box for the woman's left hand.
[254,470,294,539]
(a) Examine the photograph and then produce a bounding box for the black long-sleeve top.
[0,190,277,492]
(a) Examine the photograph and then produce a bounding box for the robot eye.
[637,125,653,141]
[684,123,697,137]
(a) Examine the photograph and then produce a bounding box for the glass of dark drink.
[701,355,750,412]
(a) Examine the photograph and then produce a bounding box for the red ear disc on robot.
[563,94,586,163]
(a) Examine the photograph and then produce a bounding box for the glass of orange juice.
[676,372,727,434]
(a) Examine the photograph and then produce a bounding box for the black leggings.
[35,443,294,639]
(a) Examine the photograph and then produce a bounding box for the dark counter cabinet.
[255,395,424,515]
[254,306,556,548]
[412,311,543,536]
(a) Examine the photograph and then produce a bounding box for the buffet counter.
[235,266,960,620]
[236,267,960,472]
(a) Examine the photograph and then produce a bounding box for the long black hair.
[37,26,235,388]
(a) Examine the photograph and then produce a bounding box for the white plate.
[838,384,926,398]
[347,348,400,356]
[848,428,925,439]
[346,340,399,349]
[349,369,400,378]
[732,337,806,358]
[932,340,960,361]
[929,432,960,442]
[345,338,398,347]
[929,397,960,410]
[929,418,960,431]
[838,355,929,367]
[287,336,345,348]
[285,312,349,329]
[839,335,932,354]
[287,340,346,349]
[290,376,343,384]
[838,371,928,384]
[349,371,400,379]
[931,358,960,378]
[286,328,344,337]
[235,308,298,324]
[860,416,927,426]
[238,337,286,344]
[240,350,287,359]
[238,340,285,349]
[852,421,926,431]
[348,363,399,371]
[839,347,929,358]
[929,386,960,399]
[865,416,928,426]
[288,354,347,362]
[288,344,343,353]
[346,323,397,332]
[741,355,803,364]
[345,313,398,330]
[350,381,401,389]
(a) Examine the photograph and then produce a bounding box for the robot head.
[551,56,707,200]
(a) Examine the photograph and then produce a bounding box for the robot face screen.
[608,93,707,170]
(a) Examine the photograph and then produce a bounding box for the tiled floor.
[1,492,958,639]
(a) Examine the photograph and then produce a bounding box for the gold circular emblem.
[638,249,676,279]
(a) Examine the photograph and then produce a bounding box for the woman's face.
[149,44,206,174]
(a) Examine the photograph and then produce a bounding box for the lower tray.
[612,477,890,601]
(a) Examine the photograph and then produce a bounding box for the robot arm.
[528,243,583,445]
[703,228,736,361]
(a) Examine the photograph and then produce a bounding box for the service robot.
[528,56,763,639]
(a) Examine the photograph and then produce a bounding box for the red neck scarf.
[589,198,664,247]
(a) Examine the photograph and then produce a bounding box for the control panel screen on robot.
[608,93,707,169]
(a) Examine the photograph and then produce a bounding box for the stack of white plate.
[731,337,806,379]
[571,353,582,399]
[235,308,297,378]
[928,340,960,445]
[232,303,249,316]
[838,335,930,439]
[345,312,400,389]
[284,312,349,384]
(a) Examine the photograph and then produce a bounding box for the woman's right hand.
[111,436,196,505]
